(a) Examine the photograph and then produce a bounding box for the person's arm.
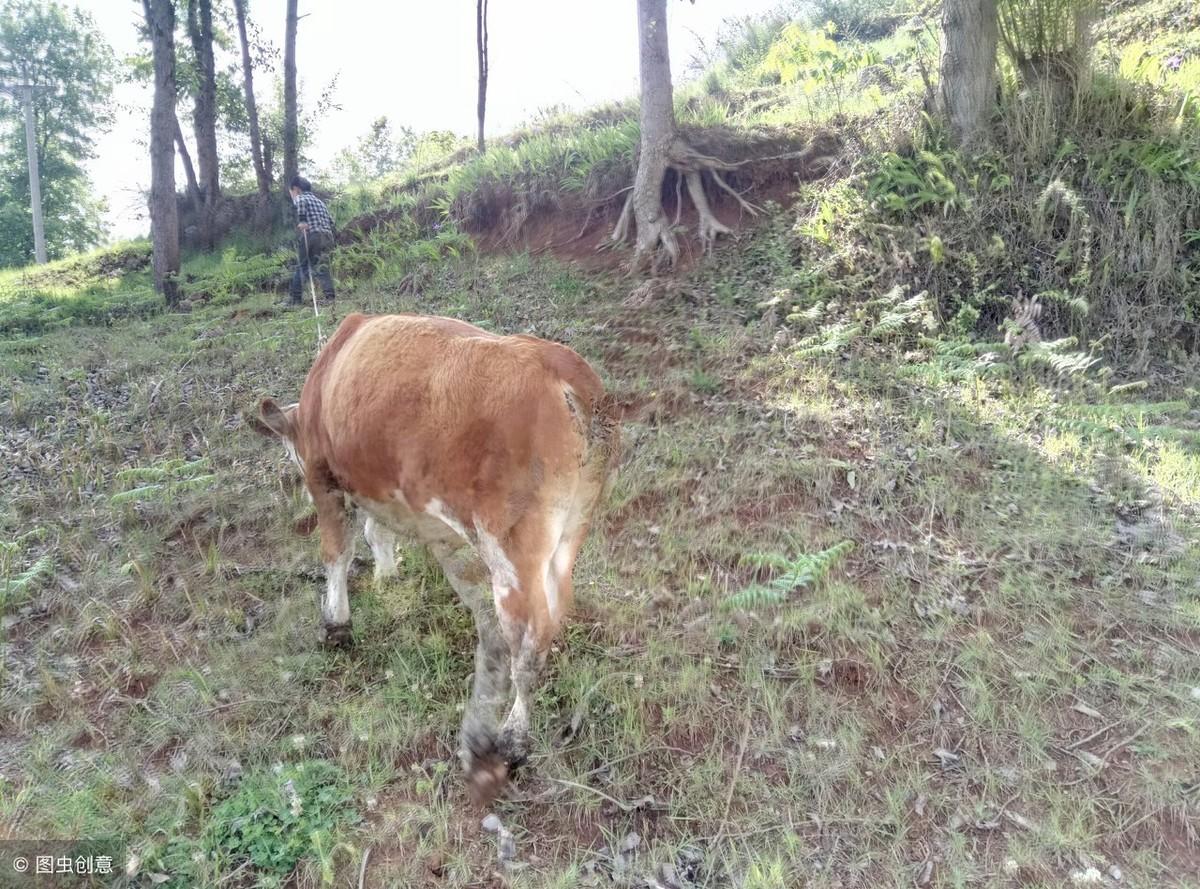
[296,193,314,230]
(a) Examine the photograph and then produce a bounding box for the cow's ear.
[259,397,295,439]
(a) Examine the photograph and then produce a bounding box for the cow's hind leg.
[311,473,354,647]
[363,516,398,583]
[480,516,565,770]
[427,538,511,797]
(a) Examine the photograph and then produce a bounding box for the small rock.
[932,747,960,767]
[1109,865,1123,881]
[1070,867,1103,885]
[481,813,503,833]
[619,832,641,854]
[498,827,517,863]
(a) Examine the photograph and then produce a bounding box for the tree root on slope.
[609,138,762,272]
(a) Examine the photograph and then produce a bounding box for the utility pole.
[1,83,48,264]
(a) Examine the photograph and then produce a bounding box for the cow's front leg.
[363,516,398,583]
[427,542,510,756]
[427,539,512,800]
[312,476,353,647]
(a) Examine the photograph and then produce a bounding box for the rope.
[301,227,326,350]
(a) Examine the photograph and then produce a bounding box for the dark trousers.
[289,229,335,302]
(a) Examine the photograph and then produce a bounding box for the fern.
[1037,289,1089,317]
[722,542,853,612]
[792,322,862,358]
[112,458,215,505]
[870,288,937,339]
[1,536,52,602]
[1017,337,1101,378]
[7,554,52,594]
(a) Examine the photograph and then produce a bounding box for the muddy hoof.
[496,733,529,771]
[317,622,352,648]
[466,750,510,807]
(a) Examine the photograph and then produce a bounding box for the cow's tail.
[562,381,621,502]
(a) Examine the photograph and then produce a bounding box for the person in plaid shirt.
[287,175,336,305]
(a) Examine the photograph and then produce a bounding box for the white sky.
[76,0,783,240]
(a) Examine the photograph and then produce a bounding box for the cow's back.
[296,313,598,530]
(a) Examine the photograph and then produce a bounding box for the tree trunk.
[611,0,746,268]
[476,0,488,154]
[234,0,272,228]
[173,113,201,206]
[142,0,180,305]
[630,0,679,267]
[186,0,220,248]
[939,0,999,146]
[283,0,299,191]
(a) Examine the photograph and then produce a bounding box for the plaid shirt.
[295,191,334,234]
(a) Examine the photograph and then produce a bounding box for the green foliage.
[1015,336,1103,378]
[328,115,417,185]
[760,22,881,115]
[180,247,290,304]
[998,0,1096,78]
[0,0,115,266]
[807,0,913,39]
[0,242,160,335]
[147,761,358,888]
[722,542,854,611]
[0,528,50,606]
[442,118,639,214]
[111,458,215,506]
[333,220,473,289]
[867,150,969,217]
[869,287,937,338]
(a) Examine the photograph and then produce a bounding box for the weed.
[722,542,854,611]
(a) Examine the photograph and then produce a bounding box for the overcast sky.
[76,0,784,240]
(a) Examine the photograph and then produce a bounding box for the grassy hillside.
[3,2,1200,887]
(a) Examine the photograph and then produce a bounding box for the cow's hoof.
[466,750,509,807]
[496,733,529,771]
[317,622,353,648]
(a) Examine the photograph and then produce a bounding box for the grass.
[1,207,1198,885]
[2,1,1200,885]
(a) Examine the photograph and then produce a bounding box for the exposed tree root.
[685,170,731,253]
[611,138,749,270]
[711,169,762,217]
[610,191,634,246]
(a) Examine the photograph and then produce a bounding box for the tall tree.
[612,0,747,269]
[939,0,999,145]
[233,0,271,220]
[627,0,679,265]
[184,0,219,247]
[475,0,488,153]
[0,0,114,267]
[282,0,297,189]
[142,0,180,305]
[173,111,201,205]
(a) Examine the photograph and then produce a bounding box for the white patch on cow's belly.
[426,497,470,542]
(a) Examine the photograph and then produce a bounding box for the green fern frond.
[5,553,52,595]
[792,322,862,358]
[722,542,853,612]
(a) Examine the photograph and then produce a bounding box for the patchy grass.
[3,3,1200,885]
[2,208,1198,887]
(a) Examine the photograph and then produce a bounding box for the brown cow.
[255,312,618,796]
